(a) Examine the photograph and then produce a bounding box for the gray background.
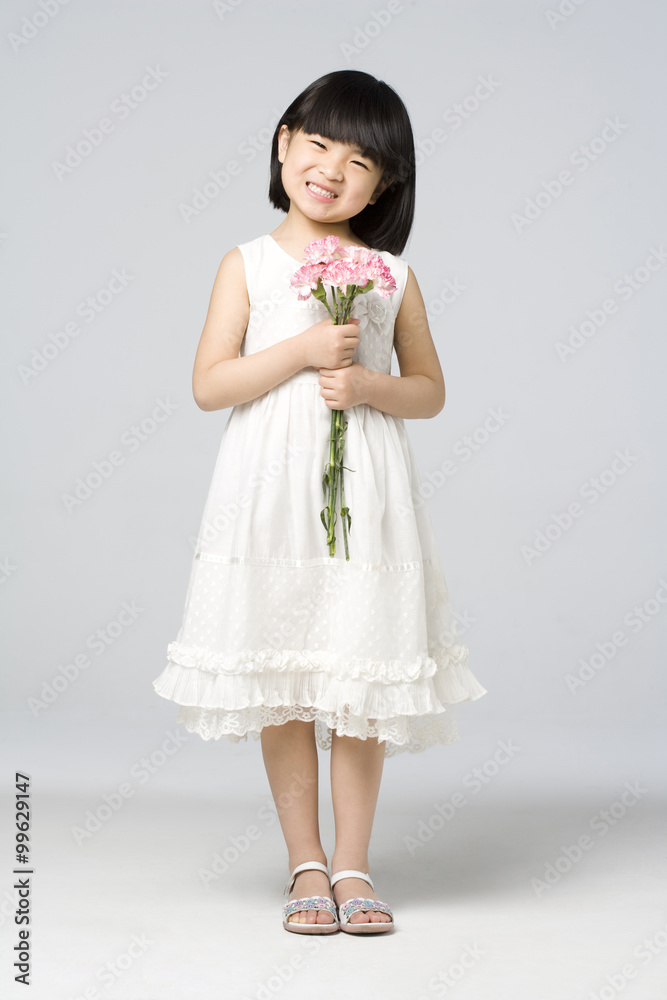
[1,1,666,997]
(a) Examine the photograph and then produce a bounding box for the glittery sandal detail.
[330,869,394,934]
[281,861,339,934]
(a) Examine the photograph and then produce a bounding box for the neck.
[274,209,358,246]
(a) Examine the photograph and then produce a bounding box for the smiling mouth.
[307,181,338,199]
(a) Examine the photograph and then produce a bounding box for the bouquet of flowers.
[289,235,396,560]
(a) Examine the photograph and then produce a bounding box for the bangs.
[299,95,387,171]
[268,70,416,255]
[294,79,409,183]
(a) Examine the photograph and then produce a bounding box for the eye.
[309,140,370,169]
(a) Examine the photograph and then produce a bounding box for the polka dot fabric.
[152,234,487,755]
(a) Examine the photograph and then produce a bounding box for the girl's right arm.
[192,248,302,411]
[191,248,360,412]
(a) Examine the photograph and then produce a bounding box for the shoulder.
[235,233,265,254]
[220,233,271,304]
[208,243,249,308]
[213,245,245,284]
[219,232,266,276]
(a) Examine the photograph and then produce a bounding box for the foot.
[331,875,392,925]
[286,868,335,926]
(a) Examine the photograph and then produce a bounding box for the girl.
[152,69,487,935]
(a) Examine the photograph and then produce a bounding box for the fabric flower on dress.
[352,293,391,335]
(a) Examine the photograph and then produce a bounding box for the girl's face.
[277,125,392,223]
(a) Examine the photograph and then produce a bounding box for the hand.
[300,317,361,370]
[316,362,370,410]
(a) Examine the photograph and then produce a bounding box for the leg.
[330,730,391,923]
[260,719,332,924]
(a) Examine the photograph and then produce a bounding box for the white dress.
[152,232,487,755]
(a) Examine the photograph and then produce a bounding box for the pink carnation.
[285,233,398,562]
[290,262,327,300]
[303,235,341,265]
[321,258,366,294]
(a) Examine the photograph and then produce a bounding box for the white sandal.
[330,869,394,934]
[281,861,339,934]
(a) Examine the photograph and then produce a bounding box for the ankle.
[288,852,328,873]
[331,857,370,874]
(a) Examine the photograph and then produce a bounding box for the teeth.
[308,182,336,198]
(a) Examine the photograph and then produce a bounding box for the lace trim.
[173,704,462,758]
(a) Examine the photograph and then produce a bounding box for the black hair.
[268,70,415,257]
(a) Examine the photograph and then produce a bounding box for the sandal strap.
[338,897,393,924]
[282,895,337,920]
[283,860,330,896]
[330,869,374,891]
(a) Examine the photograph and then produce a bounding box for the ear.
[368,175,394,205]
[277,124,291,164]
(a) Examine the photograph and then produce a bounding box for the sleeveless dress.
[151,232,487,756]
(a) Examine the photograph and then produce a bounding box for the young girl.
[152,69,487,935]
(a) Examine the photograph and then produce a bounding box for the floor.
[1,719,665,999]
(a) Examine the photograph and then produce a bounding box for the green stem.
[339,415,350,561]
[319,285,355,558]
[327,408,336,554]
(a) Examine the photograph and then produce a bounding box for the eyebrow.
[315,135,370,158]
[349,145,371,157]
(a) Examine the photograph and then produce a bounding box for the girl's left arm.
[361,266,446,419]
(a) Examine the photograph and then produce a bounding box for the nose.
[319,152,344,181]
